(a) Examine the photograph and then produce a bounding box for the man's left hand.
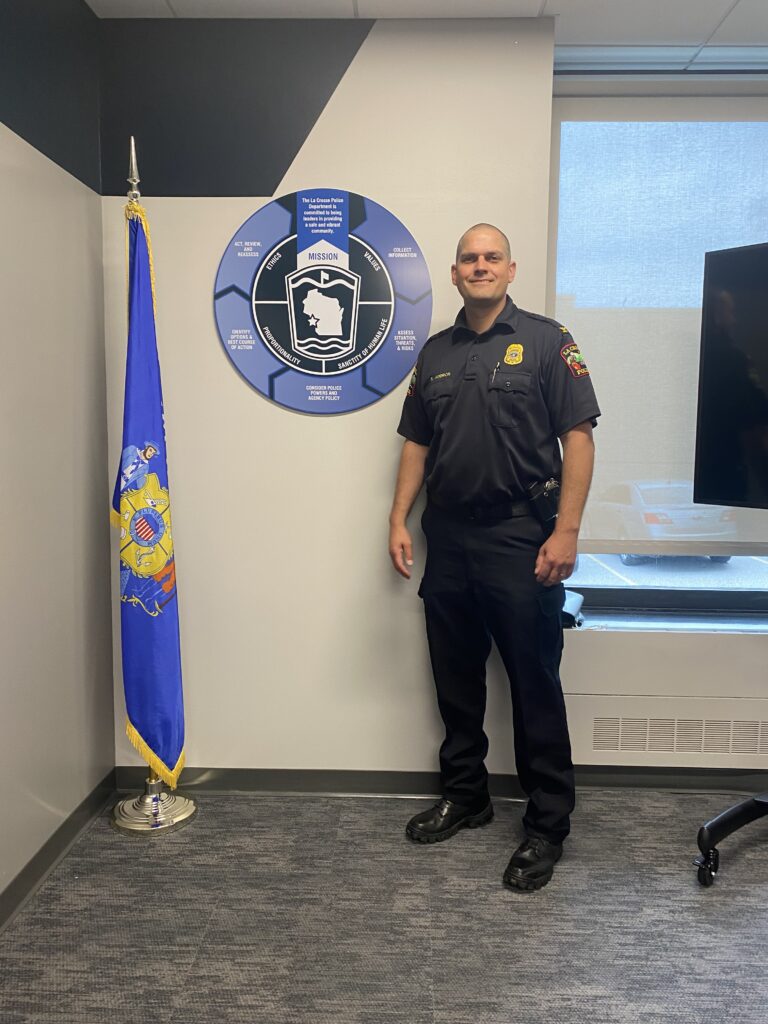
[535,528,578,586]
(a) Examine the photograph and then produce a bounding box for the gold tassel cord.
[125,201,158,318]
[125,718,185,790]
[114,200,160,526]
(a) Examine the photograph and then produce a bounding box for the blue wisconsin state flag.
[111,202,185,788]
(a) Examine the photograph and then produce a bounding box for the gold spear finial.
[127,136,141,202]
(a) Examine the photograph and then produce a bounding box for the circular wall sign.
[214,189,432,414]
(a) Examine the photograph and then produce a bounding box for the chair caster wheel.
[697,865,715,887]
[694,847,719,887]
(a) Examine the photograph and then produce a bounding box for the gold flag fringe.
[125,717,185,789]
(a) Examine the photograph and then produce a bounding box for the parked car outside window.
[587,480,736,565]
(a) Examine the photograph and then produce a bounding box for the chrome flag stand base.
[111,770,197,836]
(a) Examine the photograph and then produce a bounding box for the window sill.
[576,611,768,634]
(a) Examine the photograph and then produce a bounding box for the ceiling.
[83,0,768,72]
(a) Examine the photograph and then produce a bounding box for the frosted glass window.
[555,120,768,556]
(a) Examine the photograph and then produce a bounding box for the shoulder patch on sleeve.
[560,342,590,378]
[407,367,418,396]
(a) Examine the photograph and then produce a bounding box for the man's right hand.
[389,522,414,579]
[388,439,428,579]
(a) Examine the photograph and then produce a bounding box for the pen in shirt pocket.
[491,362,500,383]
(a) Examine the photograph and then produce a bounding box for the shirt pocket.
[488,369,531,428]
[424,377,456,427]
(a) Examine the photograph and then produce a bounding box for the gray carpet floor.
[1,788,768,1024]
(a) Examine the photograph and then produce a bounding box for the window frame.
[575,581,768,615]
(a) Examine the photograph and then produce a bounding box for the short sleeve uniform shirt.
[397,298,601,510]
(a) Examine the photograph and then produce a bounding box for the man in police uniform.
[389,224,600,891]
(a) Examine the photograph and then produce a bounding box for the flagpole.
[111,137,197,837]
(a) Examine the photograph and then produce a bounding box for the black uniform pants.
[419,503,575,845]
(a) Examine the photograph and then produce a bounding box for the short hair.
[455,223,511,263]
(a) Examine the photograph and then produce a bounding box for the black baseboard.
[0,770,115,933]
[574,764,768,792]
[115,765,768,798]
[115,767,472,797]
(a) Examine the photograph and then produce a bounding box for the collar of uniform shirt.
[451,295,519,341]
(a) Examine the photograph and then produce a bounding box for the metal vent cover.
[593,717,766,755]
[593,718,620,751]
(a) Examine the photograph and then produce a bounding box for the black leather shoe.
[406,798,493,844]
[503,836,563,891]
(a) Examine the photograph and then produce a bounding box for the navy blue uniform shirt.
[397,298,601,510]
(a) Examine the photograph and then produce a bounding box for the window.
[550,99,768,611]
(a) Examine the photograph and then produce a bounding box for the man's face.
[143,445,158,460]
[451,228,516,307]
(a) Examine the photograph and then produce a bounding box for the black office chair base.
[694,793,768,886]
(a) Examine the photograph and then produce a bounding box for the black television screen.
[694,242,768,511]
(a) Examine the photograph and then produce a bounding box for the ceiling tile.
[544,0,735,45]
[358,1,542,15]
[85,0,175,15]
[708,0,768,45]
[169,0,355,14]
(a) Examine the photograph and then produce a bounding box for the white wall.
[104,20,768,780]
[0,124,113,892]
[105,18,557,774]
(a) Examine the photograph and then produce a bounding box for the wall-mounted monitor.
[694,243,768,511]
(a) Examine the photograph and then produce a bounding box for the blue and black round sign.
[214,189,432,414]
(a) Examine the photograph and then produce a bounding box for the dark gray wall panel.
[99,19,373,197]
[0,0,100,191]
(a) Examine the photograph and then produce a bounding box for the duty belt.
[427,497,531,522]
